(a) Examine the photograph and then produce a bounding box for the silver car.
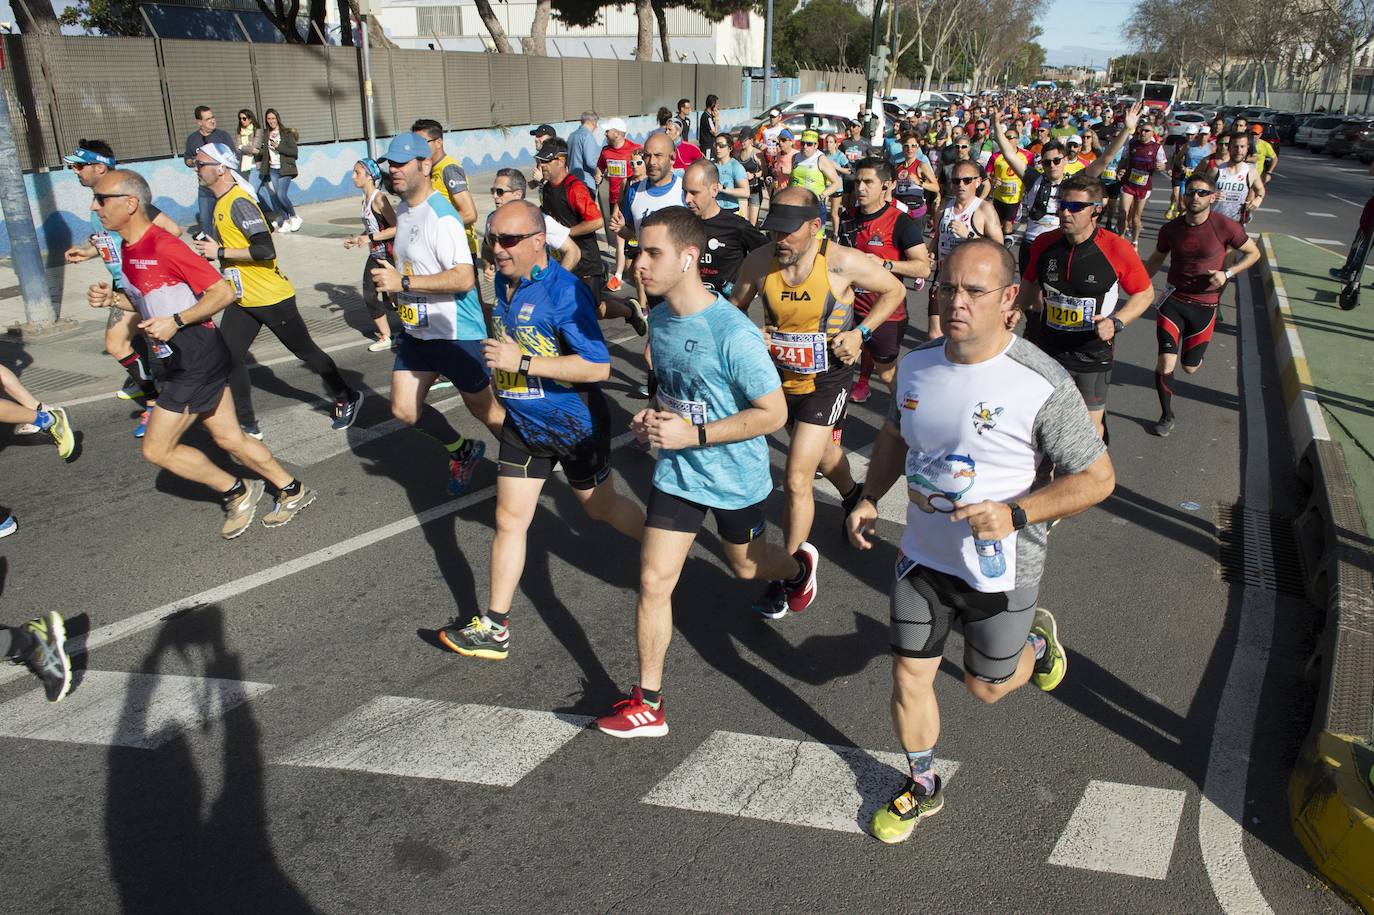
[1164,111,1208,139]
[1298,115,1347,150]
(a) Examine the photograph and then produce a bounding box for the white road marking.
[276,697,590,786]
[1048,780,1186,879]
[1304,238,1343,246]
[1257,208,1282,213]
[0,670,272,750]
[265,388,462,468]
[1195,270,1275,914]
[1304,212,1338,218]
[641,730,959,835]
[1327,192,1363,208]
[0,430,638,686]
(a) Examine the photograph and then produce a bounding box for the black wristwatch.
[1110,316,1125,335]
[697,424,708,447]
[401,275,412,293]
[172,312,185,328]
[518,354,533,376]
[1007,501,1027,531]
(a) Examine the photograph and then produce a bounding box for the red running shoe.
[850,377,871,404]
[595,686,668,738]
[783,542,818,613]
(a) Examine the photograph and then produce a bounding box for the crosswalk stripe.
[641,730,959,835]
[1047,779,1187,879]
[274,696,591,786]
[0,670,273,750]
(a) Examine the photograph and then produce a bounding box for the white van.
[888,88,955,110]
[779,92,886,138]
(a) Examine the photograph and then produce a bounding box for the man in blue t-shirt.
[592,205,817,740]
[437,200,645,663]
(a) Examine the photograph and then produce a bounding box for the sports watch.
[1007,501,1027,531]
[1110,316,1125,336]
[401,275,412,293]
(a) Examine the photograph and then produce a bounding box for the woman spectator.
[258,108,301,233]
[341,158,397,352]
[697,94,720,152]
[235,109,269,210]
[711,133,749,214]
[737,132,765,225]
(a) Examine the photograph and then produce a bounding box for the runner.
[0,612,72,702]
[412,118,480,247]
[189,143,362,436]
[1329,160,1374,305]
[1249,124,1278,184]
[732,186,907,617]
[483,168,580,276]
[737,132,766,226]
[839,157,932,405]
[63,140,179,437]
[711,132,751,216]
[436,200,645,661]
[823,132,852,236]
[369,133,504,495]
[681,159,769,297]
[341,157,399,353]
[1016,173,1155,440]
[0,364,75,461]
[929,159,1004,340]
[1164,126,1214,220]
[770,129,797,189]
[845,238,1115,845]
[87,169,314,538]
[660,113,703,169]
[789,129,843,222]
[613,152,648,282]
[1141,172,1260,436]
[895,134,939,222]
[987,126,1030,237]
[1207,133,1265,223]
[760,108,787,163]
[592,206,812,737]
[595,117,639,253]
[1118,118,1168,247]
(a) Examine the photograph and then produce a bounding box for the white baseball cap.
[603,117,628,133]
[1185,124,1199,135]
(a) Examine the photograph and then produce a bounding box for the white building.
[375,0,762,65]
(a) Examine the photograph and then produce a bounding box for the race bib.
[396,295,429,327]
[222,267,244,299]
[998,180,1018,197]
[769,331,829,374]
[1155,283,1176,308]
[1128,169,1150,186]
[657,390,708,426]
[1045,293,1097,330]
[607,159,628,178]
[1103,166,1118,181]
[151,340,173,359]
[93,233,118,265]
[494,367,544,400]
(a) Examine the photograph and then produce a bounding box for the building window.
[416,5,462,37]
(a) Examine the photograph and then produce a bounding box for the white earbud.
[682,256,693,272]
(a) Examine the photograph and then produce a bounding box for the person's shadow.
[104,606,316,914]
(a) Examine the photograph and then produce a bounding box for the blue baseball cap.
[381,133,431,165]
[64,146,116,168]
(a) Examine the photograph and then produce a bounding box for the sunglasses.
[491,187,515,196]
[953,175,979,185]
[955,144,970,149]
[490,231,541,248]
[1041,157,1064,166]
[92,193,132,206]
[902,143,920,149]
[631,160,644,167]
[1058,200,1099,213]
[802,141,817,146]
[1184,188,1215,197]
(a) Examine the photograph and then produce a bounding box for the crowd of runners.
[2,87,1274,843]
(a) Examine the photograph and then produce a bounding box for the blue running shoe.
[0,515,16,539]
[447,440,485,496]
[133,407,152,439]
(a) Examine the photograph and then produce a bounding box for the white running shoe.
[288,215,303,232]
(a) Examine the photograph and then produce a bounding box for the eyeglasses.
[954,144,970,149]
[953,175,979,185]
[190,160,218,169]
[491,187,516,196]
[92,193,132,206]
[1041,156,1064,166]
[902,143,920,149]
[933,282,1013,303]
[1058,200,1100,213]
[490,231,541,248]
[1184,188,1215,197]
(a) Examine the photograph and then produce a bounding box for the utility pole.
[0,56,56,329]
[763,0,775,109]
[863,0,886,141]
[358,0,378,159]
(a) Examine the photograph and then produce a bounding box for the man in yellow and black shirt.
[413,118,480,257]
[192,143,361,436]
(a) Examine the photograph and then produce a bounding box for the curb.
[1258,234,1374,913]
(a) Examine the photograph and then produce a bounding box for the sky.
[1038,0,1134,69]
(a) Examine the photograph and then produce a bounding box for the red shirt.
[1157,212,1248,305]
[673,142,704,170]
[120,224,223,319]
[597,140,640,204]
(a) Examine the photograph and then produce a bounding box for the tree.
[57,0,144,36]
[522,0,552,54]
[11,0,63,34]
[773,0,870,73]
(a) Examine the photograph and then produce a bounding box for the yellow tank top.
[430,152,480,258]
[761,238,853,395]
[991,153,1024,204]
[212,185,294,308]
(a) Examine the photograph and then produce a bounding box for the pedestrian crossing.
[0,668,1188,879]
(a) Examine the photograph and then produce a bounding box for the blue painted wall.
[3,107,754,258]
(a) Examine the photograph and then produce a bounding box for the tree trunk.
[307,0,327,44]
[654,0,671,63]
[473,0,515,53]
[342,0,396,49]
[521,0,551,56]
[11,0,61,35]
[335,0,353,46]
[1345,46,1356,114]
[922,63,933,94]
[635,0,654,60]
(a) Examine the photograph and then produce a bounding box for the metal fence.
[1,34,744,171]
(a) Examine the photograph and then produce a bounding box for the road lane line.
[1303,238,1343,246]
[1195,269,1276,914]
[1304,212,1337,218]
[1327,192,1363,208]
[1048,780,1187,879]
[1257,208,1282,214]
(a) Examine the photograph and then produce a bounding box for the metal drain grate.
[13,367,100,394]
[1216,502,1308,595]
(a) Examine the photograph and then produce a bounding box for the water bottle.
[974,538,1006,577]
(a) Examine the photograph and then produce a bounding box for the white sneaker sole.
[596,721,668,738]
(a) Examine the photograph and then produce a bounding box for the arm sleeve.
[557,279,611,364]
[1102,233,1152,295]
[162,235,227,296]
[229,198,275,259]
[1034,379,1108,474]
[441,163,469,197]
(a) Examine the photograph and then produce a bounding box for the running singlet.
[761,124,786,156]
[491,260,610,451]
[937,197,982,260]
[895,159,929,211]
[989,150,1028,203]
[623,173,687,235]
[698,210,768,297]
[760,238,854,395]
[1176,142,1214,181]
[649,295,781,509]
[1213,162,1252,221]
[1123,140,1165,194]
[1156,212,1248,305]
[790,151,827,196]
[839,203,923,319]
[1023,227,1152,367]
[361,189,394,261]
[211,185,294,307]
[392,191,484,341]
[596,140,640,204]
[119,225,228,370]
[891,335,1106,592]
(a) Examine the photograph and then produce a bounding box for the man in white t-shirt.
[483,168,580,277]
[846,238,1115,845]
[371,133,505,496]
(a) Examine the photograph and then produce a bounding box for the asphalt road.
[0,156,1360,913]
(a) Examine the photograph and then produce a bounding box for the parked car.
[776,91,887,139]
[1164,111,1208,140]
[731,109,855,147]
[1271,111,1300,143]
[1324,117,1374,156]
[1299,115,1347,150]
[1354,129,1374,162]
[1240,106,1277,120]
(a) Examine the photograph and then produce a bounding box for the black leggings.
[362,255,391,321]
[220,297,352,426]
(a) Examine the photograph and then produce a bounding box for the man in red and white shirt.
[595,117,639,246]
[86,169,314,540]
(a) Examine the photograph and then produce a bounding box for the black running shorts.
[496,417,612,491]
[645,486,767,545]
[785,374,851,430]
[1155,294,1217,368]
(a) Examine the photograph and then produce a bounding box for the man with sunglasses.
[483,168,579,274]
[436,200,645,662]
[64,141,182,436]
[1017,173,1154,441]
[846,238,1116,845]
[930,160,1004,340]
[1142,173,1260,436]
[731,186,907,618]
[371,133,504,495]
[937,138,988,202]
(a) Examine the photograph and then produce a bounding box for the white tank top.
[938,197,983,259]
[361,189,388,259]
[1213,162,1251,221]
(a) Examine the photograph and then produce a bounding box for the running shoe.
[221,479,265,539]
[606,275,623,292]
[447,440,485,496]
[1030,607,1067,691]
[13,422,39,436]
[277,219,295,234]
[438,616,509,660]
[850,377,871,404]
[594,686,668,738]
[116,378,145,401]
[783,542,818,613]
[133,407,152,439]
[368,336,393,353]
[288,216,303,232]
[241,422,264,441]
[44,406,75,461]
[627,298,649,336]
[751,580,788,620]
[262,485,316,528]
[1150,415,1175,438]
[331,390,363,431]
[18,612,71,703]
[871,775,944,844]
[0,515,16,539]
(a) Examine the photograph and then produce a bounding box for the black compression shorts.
[1156,294,1217,368]
[645,487,767,544]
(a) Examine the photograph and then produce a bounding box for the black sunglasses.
[953,175,979,185]
[490,187,516,196]
[1058,200,1099,213]
[92,192,132,206]
[1042,156,1064,166]
[1184,188,1215,197]
[490,231,541,248]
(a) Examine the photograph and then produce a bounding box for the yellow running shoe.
[1031,607,1067,691]
[44,405,75,461]
[871,775,944,844]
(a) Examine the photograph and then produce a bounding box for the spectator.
[566,110,600,194]
[595,117,639,252]
[258,108,301,232]
[530,123,556,189]
[235,109,270,213]
[697,94,720,152]
[182,105,234,234]
[673,97,693,143]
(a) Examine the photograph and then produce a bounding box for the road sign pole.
[862,0,885,141]
[0,66,56,328]
[358,0,378,159]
